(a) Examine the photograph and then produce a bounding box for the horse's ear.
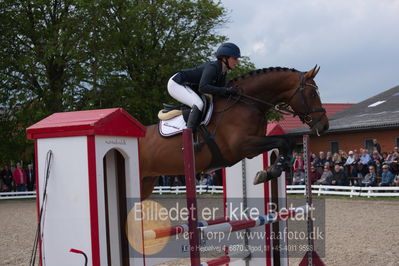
[313,65,320,77]
[304,65,320,79]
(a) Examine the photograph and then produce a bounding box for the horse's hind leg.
[141,176,159,200]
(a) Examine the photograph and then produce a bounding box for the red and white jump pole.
[182,129,201,266]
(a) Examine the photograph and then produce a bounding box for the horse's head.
[285,66,329,135]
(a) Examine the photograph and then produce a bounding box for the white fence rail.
[0,191,36,200]
[1,185,398,200]
[286,185,399,198]
[152,185,224,195]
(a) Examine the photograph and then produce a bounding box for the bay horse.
[139,66,329,199]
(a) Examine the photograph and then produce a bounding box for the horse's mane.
[229,67,299,84]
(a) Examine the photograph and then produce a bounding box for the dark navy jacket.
[172,60,227,95]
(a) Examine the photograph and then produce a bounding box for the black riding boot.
[187,105,202,151]
[187,105,202,131]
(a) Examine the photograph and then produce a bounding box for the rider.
[167,42,241,132]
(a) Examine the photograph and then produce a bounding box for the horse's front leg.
[241,135,296,184]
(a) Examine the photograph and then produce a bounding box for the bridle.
[283,72,326,127]
[237,71,326,128]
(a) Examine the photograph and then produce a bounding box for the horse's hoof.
[253,167,282,185]
[253,170,267,185]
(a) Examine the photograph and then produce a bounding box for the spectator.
[392,151,398,162]
[171,176,183,186]
[292,173,305,185]
[26,164,35,191]
[209,171,220,185]
[324,161,332,170]
[339,150,348,164]
[199,174,208,185]
[1,165,13,192]
[373,159,383,177]
[345,150,355,165]
[332,153,342,165]
[379,164,394,186]
[293,153,304,173]
[161,175,175,186]
[344,150,356,176]
[393,174,399,186]
[373,139,382,154]
[385,152,395,163]
[162,175,170,186]
[326,151,333,165]
[13,163,27,192]
[371,151,382,163]
[360,148,372,164]
[359,149,372,176]
[331,164,348,186]
[310,153,317,164]
[292,153,305,185]
[361,165,376,187]
[391,161,399,175]
[309,165,321,184]
[314,151,326,174]
[291,152,298,165]
[315,166,333,185]
[206,175,213,185]
[381,152,389,162]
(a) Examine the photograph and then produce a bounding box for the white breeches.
[167,76,204,111]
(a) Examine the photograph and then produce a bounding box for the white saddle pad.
[159,101,213,137]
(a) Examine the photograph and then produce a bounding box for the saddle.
[158,95,214,138]
[158,94,212,123]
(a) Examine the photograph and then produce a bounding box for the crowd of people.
[291,139,399,187]
[158,171,219,187]
[0,163,36,192]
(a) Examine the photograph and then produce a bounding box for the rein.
[236,71,326,128]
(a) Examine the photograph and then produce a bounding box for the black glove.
[224,87,238,96]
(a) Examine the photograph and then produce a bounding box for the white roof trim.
[368,100,386,107]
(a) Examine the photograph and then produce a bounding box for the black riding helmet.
[215,42,241,59]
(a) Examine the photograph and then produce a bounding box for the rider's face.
[227,57,239,70]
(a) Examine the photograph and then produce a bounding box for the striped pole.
[182,129,201,266]
[201,205,308,236]
[143,217,229,241]
[299,135,325,266]
[200,250,251,266]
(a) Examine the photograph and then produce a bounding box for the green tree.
[0,0,94,162]
[0,0,235,162]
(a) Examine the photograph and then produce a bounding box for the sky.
[219,0,399,103]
